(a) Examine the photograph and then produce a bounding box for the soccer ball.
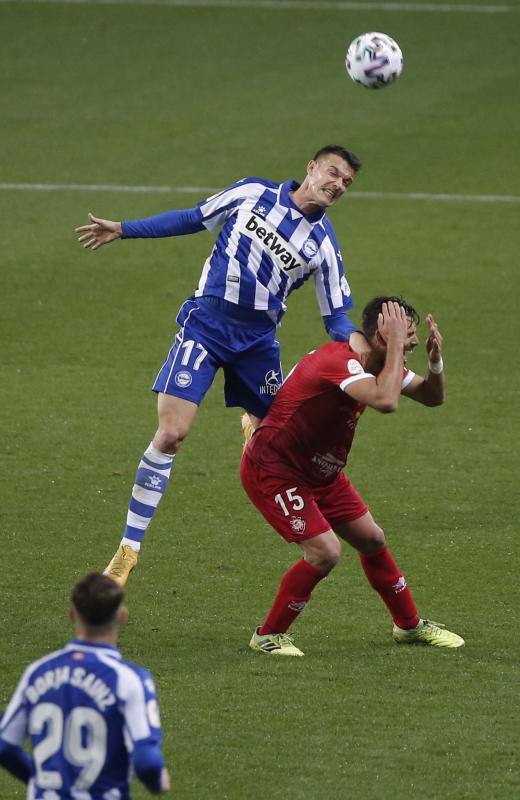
[345,32,403,89]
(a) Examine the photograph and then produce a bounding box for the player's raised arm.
[343,301,408,413]
[75,213,122,251]
[401,313,445,407]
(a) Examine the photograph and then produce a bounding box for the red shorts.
[240,453,368,543]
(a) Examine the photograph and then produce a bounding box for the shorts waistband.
[196,295,277,328]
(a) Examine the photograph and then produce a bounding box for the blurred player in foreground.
[241,297,464,655]
[0,573,171,797]
[75,145,366,586]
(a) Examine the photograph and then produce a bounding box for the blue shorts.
[153,297,283,418]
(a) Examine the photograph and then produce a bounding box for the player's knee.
[361,525,386,555]
[308,539,341,572]
[155,422,190,453]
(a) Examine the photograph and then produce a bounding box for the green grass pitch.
[1,1,519,798]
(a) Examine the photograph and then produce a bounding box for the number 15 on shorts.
[274,488,305,516]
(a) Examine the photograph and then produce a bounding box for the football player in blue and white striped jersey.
[75,145,366,585]
[0,573,170,799]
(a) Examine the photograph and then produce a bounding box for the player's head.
[70,572,126,637]
[362,295,420,353]
[305,145,362,208]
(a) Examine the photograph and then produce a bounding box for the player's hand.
[159,768,171,793]
[149,767,171,794]
[377,301,408,344]
[75,213,122,251]
[425,313,443,364]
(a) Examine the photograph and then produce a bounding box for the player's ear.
[117,605,128,626]
[307,159,316,175]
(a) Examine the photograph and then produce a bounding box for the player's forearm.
[418,365,445,406]
[122,208,205,239]
[323,311,358,342]
[372,338,406,413]
[0,740,33,784]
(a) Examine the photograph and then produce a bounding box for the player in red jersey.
[241,296,464,655]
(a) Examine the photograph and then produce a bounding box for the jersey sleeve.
[313,221,354,323]
[312,346,374,391]
[119,665,166,794]
[401,368,416,389]
[121,177,272,238]
[196,177,275,232]
[119,665,163,747]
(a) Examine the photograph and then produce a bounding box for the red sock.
[360,546,419,629]
[259,558,326,635]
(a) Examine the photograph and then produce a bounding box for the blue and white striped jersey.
[122,178,354,330]
[0,640,164,800]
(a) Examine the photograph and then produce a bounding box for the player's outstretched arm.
[345,301,408,413]
[75,213,122,251]
[401,313,445,407]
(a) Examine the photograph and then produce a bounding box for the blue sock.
[120,443,174,552]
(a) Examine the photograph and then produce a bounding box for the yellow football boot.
[393,619,464,648]
[249,627,304,656]
[103,545,139,587]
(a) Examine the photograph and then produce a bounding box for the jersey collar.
[66,640,122,659]
[280,180,326,223]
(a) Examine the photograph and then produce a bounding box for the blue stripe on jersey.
[274,268,289,303]
[238,237,256,308]
[276,206,306,243]
[255,251,275,302]
[320,257,333,311]
[287,273,313,295]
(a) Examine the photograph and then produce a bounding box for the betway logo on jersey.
[243,213,304,272]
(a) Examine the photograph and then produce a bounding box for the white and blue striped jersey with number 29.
[0,640,165,800]
[122,177,354,333]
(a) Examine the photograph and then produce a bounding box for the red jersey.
[246,342,414,487]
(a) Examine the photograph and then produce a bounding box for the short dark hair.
[361,295,420,338]
[312,144,362,173]
[71,572,124,627]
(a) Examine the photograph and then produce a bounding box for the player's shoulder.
[308,342,365,379]
[311,341,356,363]
[233,176,279,193]
[118,659,157,696]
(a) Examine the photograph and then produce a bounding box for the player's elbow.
[377,399,399,414]
[423,391,445,408]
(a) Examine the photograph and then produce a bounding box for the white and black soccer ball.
[345,32,403,89]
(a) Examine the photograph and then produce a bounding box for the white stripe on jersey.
[340,372,375,391]
[401,369,416,388]
[222,220,243,304]
[199,181,269,231]
[97,653,152,744]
